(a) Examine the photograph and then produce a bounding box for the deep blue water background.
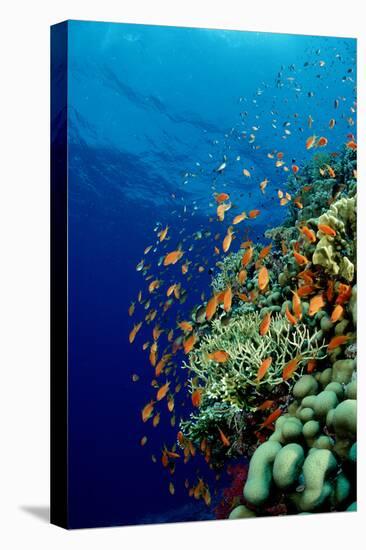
[54,20,356,528]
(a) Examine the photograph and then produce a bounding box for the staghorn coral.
[211,251,244,292]
[184,312,327,406]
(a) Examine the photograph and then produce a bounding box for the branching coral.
[184,312,327,408]
[211,251,243,292]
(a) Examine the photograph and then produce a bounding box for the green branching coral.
[184,312,327,408]
[211,251,243,292]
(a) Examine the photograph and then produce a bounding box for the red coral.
[214,463,249,519]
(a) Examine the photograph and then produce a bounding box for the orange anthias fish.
[309,294,326,316]
[128,302,135,316]
[206,294,218,321]
[306,135,316,150]
[258,244,272,260]
[158,225,169,242]
[335,283,352,305]
[183,333,197,354]
[163,250,184,266]
[331,304,344,322]
[327,335,350,351]
[285,305,297,325]
[259,178,269,193]
[307,359,317,373]
[326,164,336,178]
[233,212,247,225]
[258,266,269,291]
[282,355,302,381]
[223,286,232,312]
[215,192,230,203]
[238,269,247,284]
[317,136,328,147]
[191,388,202,407]
[346,140,357,150]
[299,225,316,243]
[129,322,142,344]
[248,209,260,219]
[257,399,275,411]
[297,285,315,298]
[222,227,234,252]
[293,250,309,266]
[256,356,272,382]
[156,382,170,401]
[141,401,155,422]
[291,290,302,320]
[260,407,282,429]
[318,224,336,237]
[242,247,253,268]
[208,350,230,363]
[178,321,193,332]
[218,428,230,447]
[259,312,271,336]
[292,164,299,174]
[217,202,231,221]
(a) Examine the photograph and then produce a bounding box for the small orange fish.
[335,283,352,305]
[259,178,269,193]
[248,209,260,219]
[256,356,272,382]
[223,227,234,252]
[128,302,135,316]
[346,140,357,150]
[258,244,272,260]
[152,413,160,427]
[258,266,269,291]
[240,240,253,249]
[260,407,282,429]
[217,202,231,222]
[242,168,251,177]
[191,388,202,407]
[327,335,350,351]
[158,225,169,242]
[309,294,325,316]
[223,286,233,312]
[208,350,230,363]
[181,262,189,274]
[233,212,247,225]
[218,427,230,447]
[292,165,299,174]
[307,359,317,374]
[129,322,142,344]
[297,285,315,298]
[281,240,288,255]
[331,304,344,323]
[242,247,253,268]
[280,197,289,206]
[318,224,336,237]
[164,250,184,266]
[238,269,247,284]
[183,333,196,354]
[285,305,297,325]
[178,321,193,332]
[306,135,316,150]
[238,292,250,302]
[297,269,315,284]
[293,250,309,266]
[257,400,275,411]
[156,382,170,401]
[291,290,302,320]
[215,192,230,203]
[299,225,316,243]
[317,136,328,147]
[329,118,336,129]
[141,401,155,422]
[206,295,218,321]
[282,355,302,381]
[259,312,271,336]
[294,198,303,209]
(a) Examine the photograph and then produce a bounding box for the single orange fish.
[256,356,272,382]
[223,287,233,312]
[238,292,250,302]
[257,399,275,411]
[346,140,357,150]
[292,165,299,174]
[141,401,155,422]
[218,427,230,447]
[206,295,218,320]
[294,198,303,209]
[299,225,316,243]
[183,333,197,354]
[259,178,269,193]
[258,266,269,291]
[178,321,193,332]
[309,294,325,316]
[331,304,344,322]
[222,227,234,252]
[329,118,336,129]
[326,164,336,178]
[285,305,297,325]
[164,250,184,266]
[129,322,142,344]
[208,350,230,363]
[238,269,247,284]
[297,284,315,298]
[258,244,272,260]
[128,302,135,316]
[233,212,247,225]
[291,290,302,320]
[335,284,352,305]
[260,407,282,429]
[293,250,309,266]
[259,312,271,336]
[240,240,253,249]
[215,192,230,203]
[242,247,253,267]
[282,355,302,381]
[318,224,336,237]
[306,135,316,150]
[248,209,260,219]
[317,136,328,147]
[156,382,170,401]
[158,225,169,242]
[327,335,350,351]
[307,359,317,374]
[191,388,202,407]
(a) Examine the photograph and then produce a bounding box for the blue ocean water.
[58,20,356,528]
